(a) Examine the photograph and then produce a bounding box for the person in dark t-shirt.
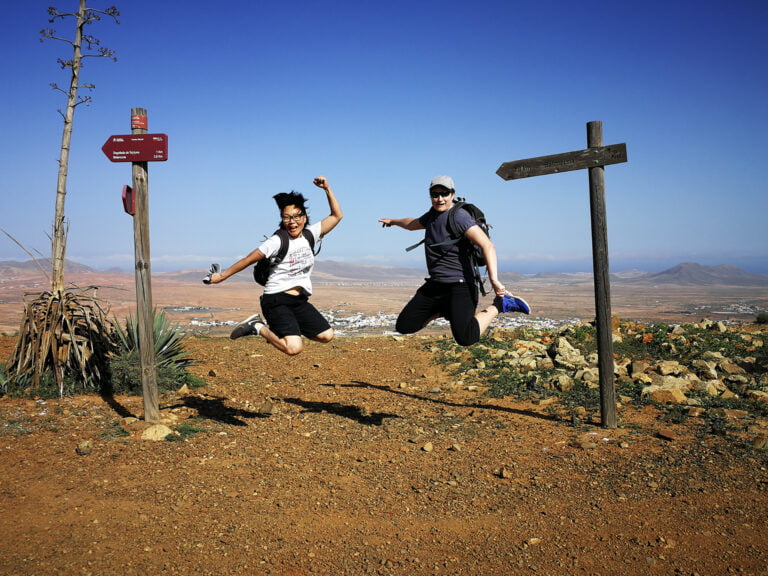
[379,175,530,346]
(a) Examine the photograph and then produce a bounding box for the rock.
[691,360,718,380]
[657,429,677,441]
[656,361,684,376]
[746,390,768,403]
[631,360,651,376]
[752,437,768,450]
[141,424,175,441]
[719,362,747,376]
[75,440,92,456]
[710,408,749,420]
[422,442,434,452]
[648,387,688,405]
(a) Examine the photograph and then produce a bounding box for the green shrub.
[108,309,204,395]
[756,311,768,324]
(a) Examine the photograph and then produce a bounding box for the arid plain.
[1,261,767,335]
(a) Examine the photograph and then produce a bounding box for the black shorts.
[260,292,331,339]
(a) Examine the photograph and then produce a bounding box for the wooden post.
[496,121,627,428]
[587,121,617,428]
[130,107,160,423]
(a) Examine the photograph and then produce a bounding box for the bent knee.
[314,329,334,344]
[282,338,304,356]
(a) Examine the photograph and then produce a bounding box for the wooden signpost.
[497,121,627,428]
[102,108,167,423]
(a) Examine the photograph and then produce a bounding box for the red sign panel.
[102,133,168,162]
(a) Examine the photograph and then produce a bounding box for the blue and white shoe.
[230,313,265,339]
[493,292,531,315]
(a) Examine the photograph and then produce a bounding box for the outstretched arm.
[208,248,266,284]
[465,225,505,297]
[378,217,425,231]
[314,176,343,236]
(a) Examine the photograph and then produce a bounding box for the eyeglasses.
[281,213,306,223]
[430,189,453,199]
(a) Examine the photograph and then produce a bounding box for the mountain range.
[1,259,767,287]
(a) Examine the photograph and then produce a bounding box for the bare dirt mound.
[1,334,767,576]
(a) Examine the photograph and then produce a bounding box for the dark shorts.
[260,292,331,339]
[395,280,480,346]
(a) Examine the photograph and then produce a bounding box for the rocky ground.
[1,331,768,576]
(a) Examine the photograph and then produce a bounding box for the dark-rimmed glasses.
[429,189,452,199]
[281,213,306,223]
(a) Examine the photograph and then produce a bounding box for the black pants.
[396,280,480,346]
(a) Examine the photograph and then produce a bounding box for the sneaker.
[230,313,265,339]
[493,292,531,315]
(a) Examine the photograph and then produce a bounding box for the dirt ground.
[1,333,767,576]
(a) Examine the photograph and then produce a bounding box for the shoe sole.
[230,314,263,340]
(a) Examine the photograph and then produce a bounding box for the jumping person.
[206,176,343,356]
[378,175,530,346]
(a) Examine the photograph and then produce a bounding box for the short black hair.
[273,191,310,228]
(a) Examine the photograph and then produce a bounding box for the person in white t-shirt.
[206,176,343,356]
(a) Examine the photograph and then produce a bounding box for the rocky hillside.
[431,318,768,440]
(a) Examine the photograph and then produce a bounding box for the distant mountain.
[626,262,768,286]
[0,258,95,276]
[154,261,427,285]
[313,261,425,284]
[3,259,767,287]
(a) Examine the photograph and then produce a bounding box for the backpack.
[252,228,320,286]
[406,198,491,295]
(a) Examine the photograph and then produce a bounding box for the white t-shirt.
[257,222,322,295]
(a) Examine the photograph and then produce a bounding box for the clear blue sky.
[3,0,767,274]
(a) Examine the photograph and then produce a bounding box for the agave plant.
[7,287,114,396]
[112,308,192,368]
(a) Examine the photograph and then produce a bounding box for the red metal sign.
[122,185,135,215]
[102,133,168,162]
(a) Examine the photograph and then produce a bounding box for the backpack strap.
[430,202,470,248]
[271,228,321,263]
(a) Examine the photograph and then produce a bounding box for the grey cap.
[429,175,455,191]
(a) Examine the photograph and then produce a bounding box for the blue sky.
[2,0,767,274]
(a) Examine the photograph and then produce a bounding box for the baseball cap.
[429,175,455,191]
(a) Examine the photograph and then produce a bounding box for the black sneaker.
[230,314,265,339]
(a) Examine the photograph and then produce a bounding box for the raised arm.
[378,217,425,231]
[208,248,266,284]
[314,176,343,236]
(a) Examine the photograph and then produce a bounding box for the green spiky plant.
[109,309,203,395]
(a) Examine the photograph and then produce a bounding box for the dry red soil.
[1,331,767,576]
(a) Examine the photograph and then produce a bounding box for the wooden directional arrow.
[101,133,168,162]
[496,143,627,180]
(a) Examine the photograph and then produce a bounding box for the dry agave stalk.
[8,287,114,396]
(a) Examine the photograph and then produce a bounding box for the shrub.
[108,309,204,395]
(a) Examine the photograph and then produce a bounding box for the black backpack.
[406,198,491,295]
[253,228,320,286]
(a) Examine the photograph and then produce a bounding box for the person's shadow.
[282,397,399,426]
[340,380,556,422]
